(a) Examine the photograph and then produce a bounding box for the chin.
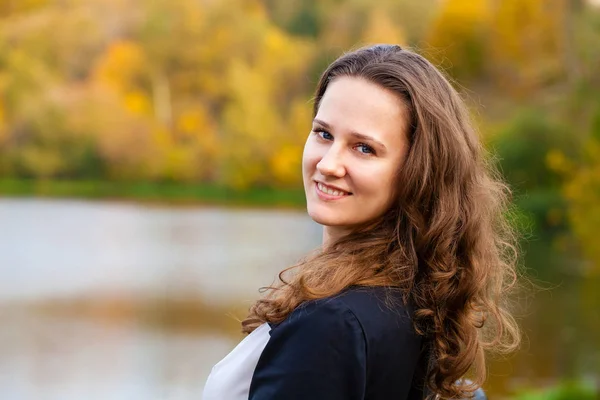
[306,208,328,225]
[307,207,353,227]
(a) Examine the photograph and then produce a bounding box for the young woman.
[203,44,520,399]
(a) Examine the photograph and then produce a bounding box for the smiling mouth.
[316,182,352,197]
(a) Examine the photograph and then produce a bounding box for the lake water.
[0,198,597,399]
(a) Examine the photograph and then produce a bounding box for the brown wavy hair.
[242,44,521,399]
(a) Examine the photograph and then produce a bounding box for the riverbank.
[0,179,306,208]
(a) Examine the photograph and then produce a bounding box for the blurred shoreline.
[0,179,306,209]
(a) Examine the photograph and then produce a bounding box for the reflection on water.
[485,275,600,395]
[0,310,235,400]
[0,198,598,398]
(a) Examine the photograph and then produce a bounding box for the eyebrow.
[313,118,388,151]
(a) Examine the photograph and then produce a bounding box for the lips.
[317,182,350,196]
[315,181,352,200]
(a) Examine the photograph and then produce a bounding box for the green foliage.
[493,110,566,190]
[490,110,577,235]
[513,380,598,400]
[264,0,321,37]
[0,178,306,207]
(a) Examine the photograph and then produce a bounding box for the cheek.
[353,165,397,200]
[302,139,320,175]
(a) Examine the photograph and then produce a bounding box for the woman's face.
[302,76,410,233]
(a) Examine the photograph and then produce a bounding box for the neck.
[322,225,352,248]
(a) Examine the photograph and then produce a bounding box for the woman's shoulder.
[334,285,414,324]
[263,285,426,399]
[334,286,421,347]
[271,285,420,348]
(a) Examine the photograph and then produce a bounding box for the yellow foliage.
[10,0,582,194]
[83,86,162,180]
[220,22,315,187]
[270,144,303,185]
[124,90,152,115]
[176,106,216,137]
[319,10,357,50]
[0,100,6,146]
[488,0,566,92]
[19,146,66,178]
[426,0,490,77]
[2,0,50,15]
[361,8,406,46]
[197,129,220,178]
[288,98,312,140]
[546,149,573,174]
[438,0,488,22]
[177,111,201,135]
[93,40,146,93]
[164,146,195,182]
[260,26,314,87]
[428,0,490,42]
[171,105,220,181]
[262,96,313,187]
[150,125,173,153]
[563,140,600,273]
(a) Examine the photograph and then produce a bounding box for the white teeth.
[317,182,348,196]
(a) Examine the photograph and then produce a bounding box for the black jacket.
[248,285,429,400]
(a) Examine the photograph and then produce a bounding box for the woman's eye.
[316,130,333,141]
[356,143,375,155]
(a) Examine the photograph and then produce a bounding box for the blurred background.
[0,0,598,399]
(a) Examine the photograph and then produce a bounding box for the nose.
[316,146,346,178]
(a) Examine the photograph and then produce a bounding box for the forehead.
[316,76,408,143]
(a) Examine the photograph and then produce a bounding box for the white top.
[202,323,272,400]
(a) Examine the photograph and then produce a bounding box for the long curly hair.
[242,45,521,399]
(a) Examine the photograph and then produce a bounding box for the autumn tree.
[488,0,568,94]
[217,0,315,188]
[425,0,490,80]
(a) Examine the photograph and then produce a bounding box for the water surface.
[0,198,597,399]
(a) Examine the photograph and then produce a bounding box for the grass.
[512,380,598,400]
[0,178,306,208]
